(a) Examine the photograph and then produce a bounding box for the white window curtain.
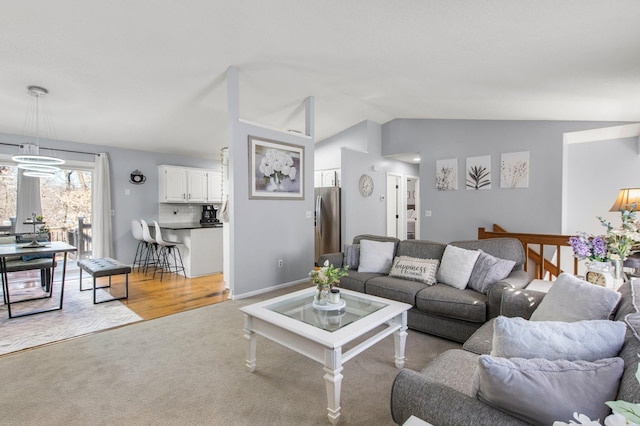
[15,143,43,234]
[92,153,113,258]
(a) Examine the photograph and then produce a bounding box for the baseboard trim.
[230,278,309,300]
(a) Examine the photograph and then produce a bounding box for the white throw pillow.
[491,316,626,362]
[389,256,439,285]
[357,240,395,273]
[529,273,621,322]
[436,245,480,289]
[474,355,624,426]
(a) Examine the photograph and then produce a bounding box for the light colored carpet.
[0,285,460,425]
[0,278,142,355]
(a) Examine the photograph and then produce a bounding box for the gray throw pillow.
[436,245,480,289]
[475,355,624,426]
[529,273,621,322]
[491,316,626,362]
[344,244,360,270]
[467,250,515,294]
[357,239,395,274]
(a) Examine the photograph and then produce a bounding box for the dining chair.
[153,220,185,281]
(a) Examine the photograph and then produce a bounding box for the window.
[0,164,92,246]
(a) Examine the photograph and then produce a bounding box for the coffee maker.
[200,205,219,226]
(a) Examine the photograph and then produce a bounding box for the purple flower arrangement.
[569,210,640,262]
[569,232,608,261]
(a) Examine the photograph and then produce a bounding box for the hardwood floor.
[119,270,229,320]
[4,264,229,321]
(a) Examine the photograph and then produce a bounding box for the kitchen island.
[158,222,223,278]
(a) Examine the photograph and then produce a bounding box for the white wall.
[382,119,629,243]
[564,136,640,274]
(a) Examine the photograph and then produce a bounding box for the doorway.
[386,173,420,240]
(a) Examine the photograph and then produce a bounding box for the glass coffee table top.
[265,290,387,332]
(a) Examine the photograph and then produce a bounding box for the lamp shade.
[609,188,640,212]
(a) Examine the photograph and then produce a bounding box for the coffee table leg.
[324,348,343,425]
[243,314,257,372]
[393,311,408,368]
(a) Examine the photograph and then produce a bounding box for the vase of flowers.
[309,260,349,305]
[570,210,640,281]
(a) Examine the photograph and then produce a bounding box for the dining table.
[0,241,77,318]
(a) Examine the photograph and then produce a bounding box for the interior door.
[386,174,402,238]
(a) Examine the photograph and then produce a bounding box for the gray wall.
[0,132,218,264]
[227,123,315,298]
[316,120,419,246]
[382,119,629,243]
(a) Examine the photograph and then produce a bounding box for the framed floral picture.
[248,136,304,199]
[500,151,529,189]
[436,158,458,191]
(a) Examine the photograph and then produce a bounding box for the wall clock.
[359,174,374,197]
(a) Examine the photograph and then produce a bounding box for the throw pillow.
[357,239,395,274]
[436,244,480,289]
[529,273,622,322]
[467,250,515,294]
[491,316,626,362]
[475,355,624,426]
[389,256,439,285]
[344,244,360,270]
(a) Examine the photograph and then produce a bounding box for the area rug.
[0,286,460,425]
[0,278,142,356]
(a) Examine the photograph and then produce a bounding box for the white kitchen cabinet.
[159,166,188,203]
[159,165,219,204]
[206,169,222,203]
[187,169,207,202]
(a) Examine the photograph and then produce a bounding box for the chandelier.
[11,86,64,177]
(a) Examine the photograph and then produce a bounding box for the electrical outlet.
[278,259,284,268]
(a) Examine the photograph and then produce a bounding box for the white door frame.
[407,175,420,239]
[386,173,404,238]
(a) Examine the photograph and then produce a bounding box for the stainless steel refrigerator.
[314,186,341,265]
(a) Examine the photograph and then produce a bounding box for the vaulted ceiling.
[1,1,639,159]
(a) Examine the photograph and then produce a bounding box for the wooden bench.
[78,258,131,304]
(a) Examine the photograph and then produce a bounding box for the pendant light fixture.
[11,85,64,177]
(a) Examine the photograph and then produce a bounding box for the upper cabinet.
[159,166,188,203]
[207,169,223,203]
[187,169,207,202]
[159,165,222,204]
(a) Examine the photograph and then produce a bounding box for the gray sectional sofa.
[319,234,529,343]
[390,279,640,425]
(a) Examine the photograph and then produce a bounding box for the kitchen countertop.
[158,222,223,230]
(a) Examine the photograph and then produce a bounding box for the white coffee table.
[240,287,411,424]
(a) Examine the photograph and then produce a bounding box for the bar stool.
[153,220,186,281]
[139,219,158,275]
[130,219,147,272]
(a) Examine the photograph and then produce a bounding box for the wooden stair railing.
[478,225,578,280]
